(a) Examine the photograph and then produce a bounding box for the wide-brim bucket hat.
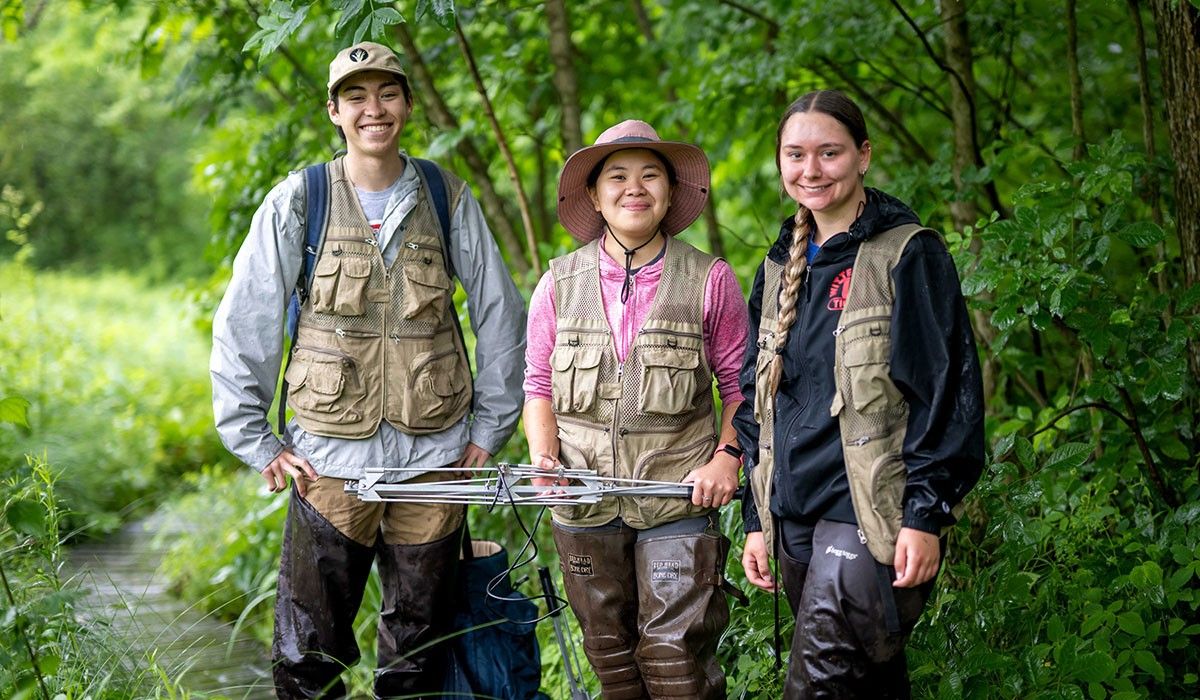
[556,120,711,242]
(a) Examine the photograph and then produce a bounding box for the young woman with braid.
[733,90,985,697]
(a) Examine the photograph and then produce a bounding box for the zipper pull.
[857,529,867,544]
[335,328,346,338]
[833,325,845,337]
[852,435,871,447]
[406,242,419,250]
[365,237,378,247]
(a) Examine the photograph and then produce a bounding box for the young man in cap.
[210,41,526,698]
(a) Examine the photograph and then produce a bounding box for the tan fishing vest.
[549,236,719,529]
[284,157,473,439]
[754,223,960,564]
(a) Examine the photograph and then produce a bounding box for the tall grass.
[0,457,199,699]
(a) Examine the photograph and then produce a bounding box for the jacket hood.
[767,188,920,264]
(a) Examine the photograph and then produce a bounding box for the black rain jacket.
[735,188,985,535]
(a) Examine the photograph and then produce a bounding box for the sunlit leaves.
[243,1,312,61]
[0,396,29,428]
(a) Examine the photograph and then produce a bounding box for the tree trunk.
[629,0,725,258]
[545,0,583,155]
[392,23,530,275]
[1066,0,1086,161]
[1126,0,1167,298]
[1149,0,1200,463]
[938,0,997,399]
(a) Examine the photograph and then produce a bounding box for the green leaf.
[1131,650,1164,681]
[1179,284,1200,312]
[1080,653,1113,686]
[374,7,402,25]
[1117,222,1165,248]
[336,0,366,34]
[1130,561,1163,589]
[0,396,30,428]
[1080,611,1110,636]
[1116,611,1144,636]
[1045,442,1092,472]
[353,14,372,43]
[1048,615,1065,641]
[1015,437,1035,470]
[5,499,47,539]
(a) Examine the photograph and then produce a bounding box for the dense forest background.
[2,0,1199,698]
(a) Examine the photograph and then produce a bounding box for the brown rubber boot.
[552,524,648,699]
[633,531,731,699]
[272,487,376,699]
[373,526,463,699]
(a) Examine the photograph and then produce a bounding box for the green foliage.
[0,1,209,278]
[0,262,230,537]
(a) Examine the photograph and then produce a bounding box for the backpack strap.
[277,163,330,439]
[412,157,455,278]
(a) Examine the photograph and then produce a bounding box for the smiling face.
[778,111,871,234]
[587,148,674,241]
[327,70,412,159]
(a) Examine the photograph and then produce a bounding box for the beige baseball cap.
[327,41,410,99]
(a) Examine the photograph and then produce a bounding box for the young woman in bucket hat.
[522,120,749,698]
[734,89,985,697]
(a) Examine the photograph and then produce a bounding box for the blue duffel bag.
[443,528,549,700]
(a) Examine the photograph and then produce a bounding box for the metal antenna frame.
[347,463,699,505]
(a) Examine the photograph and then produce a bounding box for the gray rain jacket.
[210,155,527,479]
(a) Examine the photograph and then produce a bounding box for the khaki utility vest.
[284,157,473,439]
[549,236,719,529]
[754,223,960,564]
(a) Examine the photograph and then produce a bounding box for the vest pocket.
[285,347,362,421]
[332,256,371,316]
[868,450,906,547]
[410,349,469,422]
[844,338,904,413]
[639,347,700,415]
[549,346,603,414]
[400,258,451,319]
[308,255,341,314]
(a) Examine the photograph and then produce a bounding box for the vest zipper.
[293,344,355,364]
[637,328,703,341]
[832,314,891,337]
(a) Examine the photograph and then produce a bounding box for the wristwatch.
[718,443,744,461]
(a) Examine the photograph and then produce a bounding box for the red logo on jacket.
[828,268,852,311]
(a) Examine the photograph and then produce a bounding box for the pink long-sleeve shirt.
[524,237,749,404]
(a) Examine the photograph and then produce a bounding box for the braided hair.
[767,90,869,397]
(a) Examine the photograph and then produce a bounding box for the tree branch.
[392,22,530,274]
[453,21,542,276]
[819,57,934,163]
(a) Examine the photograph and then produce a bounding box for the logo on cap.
[349,47,369,62]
